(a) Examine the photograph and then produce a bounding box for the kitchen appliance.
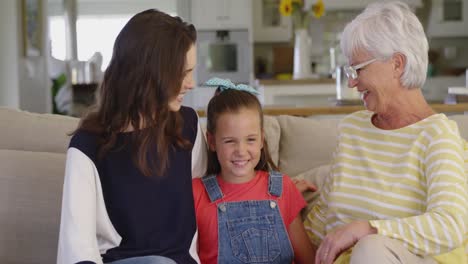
[196,29,251,85]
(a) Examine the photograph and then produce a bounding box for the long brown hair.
[75,9,197,176]
[206,89,278,175]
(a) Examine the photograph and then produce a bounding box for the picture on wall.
[22,0,42,57]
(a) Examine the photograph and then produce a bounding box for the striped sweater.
[304,110,468,264]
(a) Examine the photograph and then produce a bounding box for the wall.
[0,1,20,108]
[0,1,50,113]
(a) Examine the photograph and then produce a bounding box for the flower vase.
[293,29,312,79]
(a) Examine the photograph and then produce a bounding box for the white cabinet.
[428,0,468,37]
[253,0,292,42]
[191,0,251,30]
[322,0,423,10]
[258,82,337,106]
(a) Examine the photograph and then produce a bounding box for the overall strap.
[201,174,224,202]
[268,171,283,197]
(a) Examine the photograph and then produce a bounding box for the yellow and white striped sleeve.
[370,130,468,256]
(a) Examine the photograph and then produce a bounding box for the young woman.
[57,9,206,264]
[193,78,315,264]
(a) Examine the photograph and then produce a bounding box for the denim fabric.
[106,255,176,264]
[202,171,294,264]
[201,174,223,202]
[268,171,283,197]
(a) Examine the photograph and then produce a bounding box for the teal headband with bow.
[204,77,259,95]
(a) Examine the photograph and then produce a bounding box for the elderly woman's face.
[347,49,398,113]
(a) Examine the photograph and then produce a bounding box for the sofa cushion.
[0,107,78,153]
[263,116,281,167]
[0,149,65,264]
[277,115,341,177]
[448,114,468,141]
[294,165,331,219]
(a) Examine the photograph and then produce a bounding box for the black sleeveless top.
[70,106,198,263]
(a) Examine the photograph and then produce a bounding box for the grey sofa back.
[0,108,78,263]
[0,107,78,153]
[1,107,467,264]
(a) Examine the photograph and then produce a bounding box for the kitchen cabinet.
[427,0,468,37]
[191,0,251,30]
[257,79,336,106]
[257,79,362,106]
[253,0,292,42]
[322,0,423,10]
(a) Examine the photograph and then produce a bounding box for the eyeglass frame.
[343,58,377,80]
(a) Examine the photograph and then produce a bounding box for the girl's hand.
[315,221,377,264]
[292,178,318,193]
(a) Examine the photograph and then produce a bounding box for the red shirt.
[192,170,306,264]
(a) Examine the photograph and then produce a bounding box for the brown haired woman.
[57,9,206,264]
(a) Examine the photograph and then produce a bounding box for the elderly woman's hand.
[292,178,318,193]
[315,221,377,264]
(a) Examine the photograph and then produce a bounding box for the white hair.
[340,1,428,89]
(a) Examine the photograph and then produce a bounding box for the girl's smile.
[208,107,263,184]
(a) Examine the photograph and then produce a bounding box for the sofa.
[1,106,467,263]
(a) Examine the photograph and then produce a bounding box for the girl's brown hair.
[74,9,197,176]
[206,89,278,175]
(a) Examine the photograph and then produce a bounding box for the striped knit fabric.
[304,110,468,264]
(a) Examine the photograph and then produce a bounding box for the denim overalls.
[201,171,294,264]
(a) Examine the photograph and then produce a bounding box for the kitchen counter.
[257,78,335,86]
[196,103,468,117]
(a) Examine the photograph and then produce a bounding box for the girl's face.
[169,44,196,112]
[207,107,263,184]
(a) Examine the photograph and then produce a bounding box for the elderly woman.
[304,2,467,264]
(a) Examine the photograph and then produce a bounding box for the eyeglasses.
[343,58,377,80]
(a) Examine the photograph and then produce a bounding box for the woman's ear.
[206,131,216,152]
[392,52,406,79]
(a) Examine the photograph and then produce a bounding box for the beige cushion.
[0,149,65,264]
[0,107,79,153]
[263,116,281,167]
[294,165,331,219]
[448,114,468,141]
[277,115,340,177]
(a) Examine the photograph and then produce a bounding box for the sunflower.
[279,0,324,29]
[312,0,325,18]
[279,0,293,16]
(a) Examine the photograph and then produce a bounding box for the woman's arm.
[288,216,317,264]
[369,133,468,256]
[57,148,102,264]
[303,171,332,246]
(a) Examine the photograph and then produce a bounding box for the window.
[49,16,66,61]
[49,15,131,70]
[76,15,131,70]
[48,0,178,71]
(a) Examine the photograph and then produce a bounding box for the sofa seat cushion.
[0,149,65,264]
[277,115,340,177]
[0,107,78,153]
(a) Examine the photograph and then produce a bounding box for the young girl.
[58,10,206,264]
[192,78,316,264]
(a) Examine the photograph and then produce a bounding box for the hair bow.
[204,77,259,95]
